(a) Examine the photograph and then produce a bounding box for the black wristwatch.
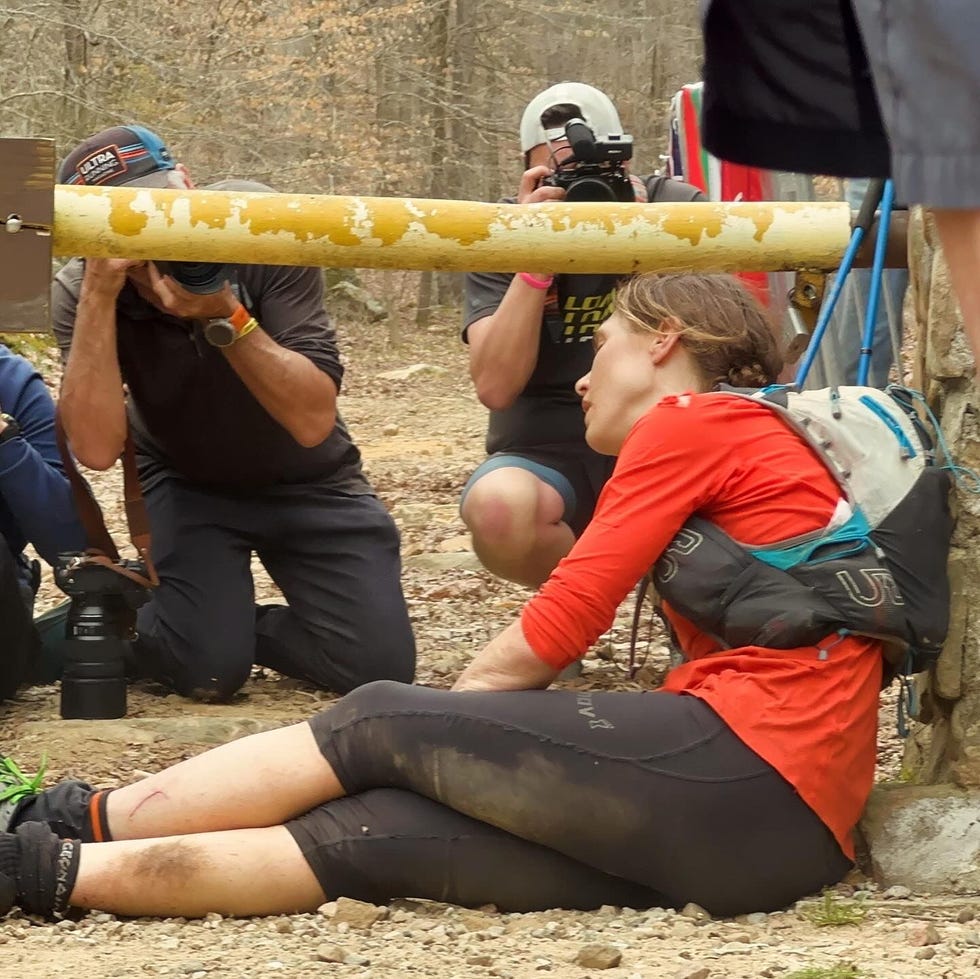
[0,413,21,445]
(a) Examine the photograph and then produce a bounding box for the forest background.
[0,0,702,320]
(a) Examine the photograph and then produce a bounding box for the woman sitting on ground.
[1,273,882,921]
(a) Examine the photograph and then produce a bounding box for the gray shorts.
[854,1,980,208]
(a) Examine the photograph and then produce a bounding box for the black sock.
[11,822,80,919]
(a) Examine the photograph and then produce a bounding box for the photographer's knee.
[170,673,249,703]
[163,646,253,702]
[462,473,538,551]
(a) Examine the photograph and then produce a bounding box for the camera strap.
[54,409,159,590]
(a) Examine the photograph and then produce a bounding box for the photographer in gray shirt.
[53,125,415,702]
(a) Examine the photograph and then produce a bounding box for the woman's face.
[576,313,663,455]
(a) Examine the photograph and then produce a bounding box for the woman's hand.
[453,620,561,692]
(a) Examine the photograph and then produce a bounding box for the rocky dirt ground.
[1,316,977,979]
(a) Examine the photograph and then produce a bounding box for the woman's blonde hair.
[613,273,783,389]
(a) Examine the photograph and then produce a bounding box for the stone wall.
[902,208,980,787]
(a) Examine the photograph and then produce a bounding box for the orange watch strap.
[229,303,251,332]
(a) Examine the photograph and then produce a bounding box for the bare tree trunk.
[61,0,90,135]
[416,0,451,328]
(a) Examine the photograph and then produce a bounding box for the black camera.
[154,261,232,295]
[54,554,152,720]
[540,118,636,203]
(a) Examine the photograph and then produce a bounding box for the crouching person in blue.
[0,344,86,700]
[51,126,415,702]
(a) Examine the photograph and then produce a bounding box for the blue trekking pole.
[856,179,896,385]
[794,179,886,388]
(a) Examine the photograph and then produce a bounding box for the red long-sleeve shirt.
[522,393,882,858]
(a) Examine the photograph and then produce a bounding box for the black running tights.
[285,681,851,916]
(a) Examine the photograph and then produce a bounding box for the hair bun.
[727,363,770,388]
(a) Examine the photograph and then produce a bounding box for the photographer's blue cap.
[58,125,177,187]
[520,82,624,152]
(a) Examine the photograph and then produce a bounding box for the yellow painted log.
[53,185,854,273]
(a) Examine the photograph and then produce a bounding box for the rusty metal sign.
[0,138,54,332]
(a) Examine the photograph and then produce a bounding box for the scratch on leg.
[129,790,167,819]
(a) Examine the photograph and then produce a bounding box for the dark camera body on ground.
[54,555,152,720]
[540,117,636,203]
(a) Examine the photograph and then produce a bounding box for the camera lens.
[563,177,621,203]
[60,640,128,720]
[155,261,230,295]
[59,593,134,719]
[54,557,152,720]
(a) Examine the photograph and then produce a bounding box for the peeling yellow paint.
[107,197,150,237]
[418,208,494,247]
[751,208,775,243]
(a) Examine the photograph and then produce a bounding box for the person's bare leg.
[461,468,575,588]
[70,827,324,918]
[932,209,980,372]
[104,722,343,841]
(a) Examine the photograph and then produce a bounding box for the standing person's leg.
[135,479,257,701]
[831,268,901,387]
[851,1,980,371]
[877,266,909,384]
[252,487,415,692]
[930,212,980,370]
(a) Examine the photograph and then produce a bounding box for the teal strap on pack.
[892,386,980,492]
[858,395,916,459]
[748,507,873,571]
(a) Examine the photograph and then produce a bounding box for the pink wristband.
[517,272,554,290]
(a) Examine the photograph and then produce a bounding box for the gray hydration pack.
[651,385,954,675]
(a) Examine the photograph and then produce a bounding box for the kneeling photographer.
[461,83,703,592]
[51,126,415,703]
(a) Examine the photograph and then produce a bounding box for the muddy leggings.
[285,681,851,916]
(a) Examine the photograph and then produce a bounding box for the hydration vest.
[651,385,954,673]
